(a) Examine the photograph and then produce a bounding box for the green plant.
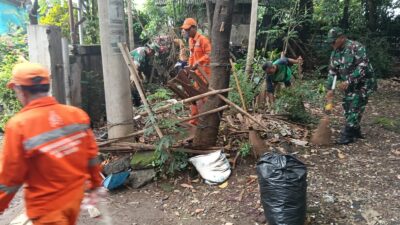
[39,0,71,38]
[0,31,27,129]
[239,141,251,157]
[374,117,400,133]
[147,88,173,102]
[228,68,260,109]
[153,135,189,175]
[274,79,326,124]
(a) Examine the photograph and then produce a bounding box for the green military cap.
[326,27,344,43]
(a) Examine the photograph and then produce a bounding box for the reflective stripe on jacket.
[189,32,212,80]
[0,96,102,218]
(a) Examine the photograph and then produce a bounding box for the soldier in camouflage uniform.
[326,27,377,144]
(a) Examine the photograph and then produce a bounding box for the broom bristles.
[311,116,332,146]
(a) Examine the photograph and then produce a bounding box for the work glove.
[325,90,334,111]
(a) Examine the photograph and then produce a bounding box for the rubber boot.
[337,126,354,145]
[352,127,365,139]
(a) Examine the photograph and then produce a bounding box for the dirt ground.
[2,79,399,225]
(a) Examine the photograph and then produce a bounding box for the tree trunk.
[245,0,258,77]
[298,0,313,44]
[193,0,235,147]
[29,0,39,25]
[364,0,378,32]
[206,0,214,39]
[341,0,350,30]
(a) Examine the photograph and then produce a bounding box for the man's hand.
[325,90,334,111]
[192,62,199,70]
[297,56,303,65]
[338,81,349,91]
[326,90,334,100]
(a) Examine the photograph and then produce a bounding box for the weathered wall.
[28,25,65,103]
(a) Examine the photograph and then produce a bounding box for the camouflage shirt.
[326,39,376,94]
[130,47,149,68]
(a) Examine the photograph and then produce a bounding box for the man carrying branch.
[181,18,212,125]
[262,52,303,105]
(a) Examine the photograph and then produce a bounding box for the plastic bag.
[189,150,231,185]
[256,153,307,225]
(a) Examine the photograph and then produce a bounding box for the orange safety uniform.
[188,32,212,125]
[0,96,102,223]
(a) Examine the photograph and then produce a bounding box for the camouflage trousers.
[342,91,369,128]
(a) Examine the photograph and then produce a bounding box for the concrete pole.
[245,0,258,77]
[97,0,134,138]
[127,0,134,50]
[61,38,72,105]
[77,0,84,44]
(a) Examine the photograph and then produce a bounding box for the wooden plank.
[119,43,164,139]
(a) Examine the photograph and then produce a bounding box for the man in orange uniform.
[0,62,102,225]
[181,18,212,125]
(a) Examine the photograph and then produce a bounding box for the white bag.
[189,150,231,185]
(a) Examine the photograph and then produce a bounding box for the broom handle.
[332,75,337,90]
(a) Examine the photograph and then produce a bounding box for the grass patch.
[374,117,400,133]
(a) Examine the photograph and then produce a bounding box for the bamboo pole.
[178,105,229,123]
[119,43,164,139]
[98,105,229,147]
[196,67,268,130]
[229,59,247,111]
[138,88,232,116]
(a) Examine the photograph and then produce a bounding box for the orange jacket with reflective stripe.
[0,97,102,218]
[189,32,212,80]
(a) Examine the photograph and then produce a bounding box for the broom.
[311,75,337,145]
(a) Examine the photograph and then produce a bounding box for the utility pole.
[245,0,258,77]
[127,0,135,50]
[98,0,134,139]
[68,0,78,45]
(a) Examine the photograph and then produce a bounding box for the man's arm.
[193,37,211,67]
[287,56,303,65]
[0,122,27,213]
[348,44,369,86]
[174,39,188,62]
[81,114,102,190]
[326,51,338,90]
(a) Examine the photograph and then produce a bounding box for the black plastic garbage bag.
[256,153,307,225]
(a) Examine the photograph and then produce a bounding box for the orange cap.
[181,18,197,30]
[7,62,50,89]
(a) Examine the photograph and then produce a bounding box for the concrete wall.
[71,45,106,124]
[28,25,66,103]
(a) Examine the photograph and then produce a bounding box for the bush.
[274,79,326,124]
[0,32,27,129]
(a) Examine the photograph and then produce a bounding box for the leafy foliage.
[153,135,189,175]
[147,88,173,102]
[38,0,71,37]
[0,30,27,129]
[274,79,326,124]
[239,141,251,157]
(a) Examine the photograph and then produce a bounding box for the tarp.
[0,0,26,34]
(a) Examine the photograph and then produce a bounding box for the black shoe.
[352,127,365,139]
[336,126,354,145]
